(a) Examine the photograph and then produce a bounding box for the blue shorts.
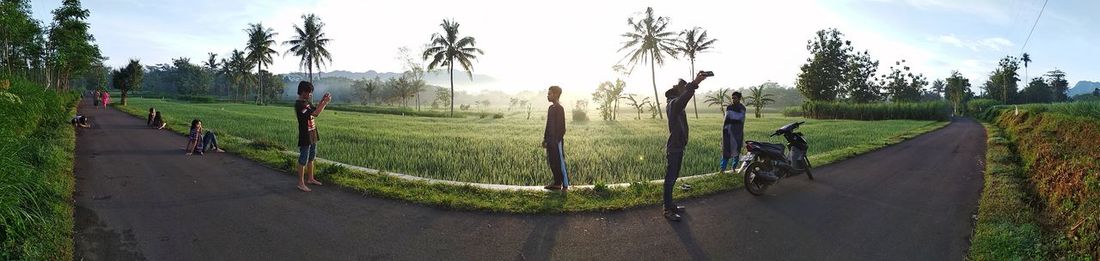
[298,144,317,165]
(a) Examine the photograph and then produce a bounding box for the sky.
[30,0,1100,96]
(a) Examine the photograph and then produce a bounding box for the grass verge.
[979,104,1100,259]
[113,103,949,213]
[0,78,78,260]
[968,123,1045,260]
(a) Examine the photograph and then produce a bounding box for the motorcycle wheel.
[803,155,814,180]
[744,162,770,196]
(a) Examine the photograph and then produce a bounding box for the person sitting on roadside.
[185,119,224,156]
[151,111,166,129]
[147,107,156,127]
[71,115,91,128]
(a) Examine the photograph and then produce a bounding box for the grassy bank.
[0,78,78,259]
[114,101,946,213]
[968,123,1044,259]
[979,102,1100,259]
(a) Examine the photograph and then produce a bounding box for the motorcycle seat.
[747,141,786,157]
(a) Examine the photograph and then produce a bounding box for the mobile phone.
[700,71,715,77]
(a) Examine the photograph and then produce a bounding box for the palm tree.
[283,14,333,83]
[621,93,652,120]
[204,52,221,95]
[675,27,718,119]
[245,23,278,104]
[1021,52,1031,86]
[422,19,483,117]
[226,49,249,100]
[703,88,731,112]
[608,79,626,120]
[619,7,679,119]
[745,85,776,118]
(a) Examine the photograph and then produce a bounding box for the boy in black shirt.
[663,71,710,221]
[543,86,569,191]
[294,81,331,192]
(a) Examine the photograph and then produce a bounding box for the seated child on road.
[147,107,156,127]
[71,115,90,128]
[185,119,224,156]
[151,111,166,129]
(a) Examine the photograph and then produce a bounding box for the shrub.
[967,99,1001,115]
[802,101,949,121]
[571,109,589,122]
[176,95,216,103]
[781,106,803,117]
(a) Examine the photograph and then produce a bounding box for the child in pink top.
[99,91,109,109]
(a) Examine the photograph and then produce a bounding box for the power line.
[1019,0,1049,53]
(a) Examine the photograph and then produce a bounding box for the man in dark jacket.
[663,71,711,221]
[543,86,569,191]
[720,92,746,173]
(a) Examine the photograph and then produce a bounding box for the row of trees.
[1,0,103,90]
[795,28,934,104]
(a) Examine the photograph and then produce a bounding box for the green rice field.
[119,97,942,186]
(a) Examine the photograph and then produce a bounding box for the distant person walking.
[99,90,109,109]
[185,119,224,156]
[294,81,331,192]
[542,86,569,191]
[720,92,746,173]
[663,71,711,221]
[92,90,100,107]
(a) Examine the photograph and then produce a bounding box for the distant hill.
[289,70,497,86]
[1069,81,1100,96]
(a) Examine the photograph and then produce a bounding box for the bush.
[967,99,1001,115]
[801,101,949,121]
[571,109,589,122]
[0,77,78,260]
[781,106,803,117]
[176,94,216,103]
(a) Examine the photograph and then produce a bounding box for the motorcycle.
[737,121,814,196]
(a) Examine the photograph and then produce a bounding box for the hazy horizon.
[30,0,1100,96]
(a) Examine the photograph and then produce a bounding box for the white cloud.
[931,35,1014,52]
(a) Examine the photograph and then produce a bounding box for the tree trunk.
[122,89,128,106]
[308,65,313,83]
[650,56,663,119]
[690,59,699,119]
[449,63,454,117]
[258,63,263,105]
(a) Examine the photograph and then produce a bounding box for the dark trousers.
[546,141,569,187]
[664,149,685,209]
[196,131,218,153]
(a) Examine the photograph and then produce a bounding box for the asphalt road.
[73,98,985,261]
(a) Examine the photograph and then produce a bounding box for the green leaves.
[422,19,483,116]
[283,14,333,83]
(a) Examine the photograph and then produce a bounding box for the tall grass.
[0,77,78,260]
[119,98,939,186]
[802,101,949,121]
